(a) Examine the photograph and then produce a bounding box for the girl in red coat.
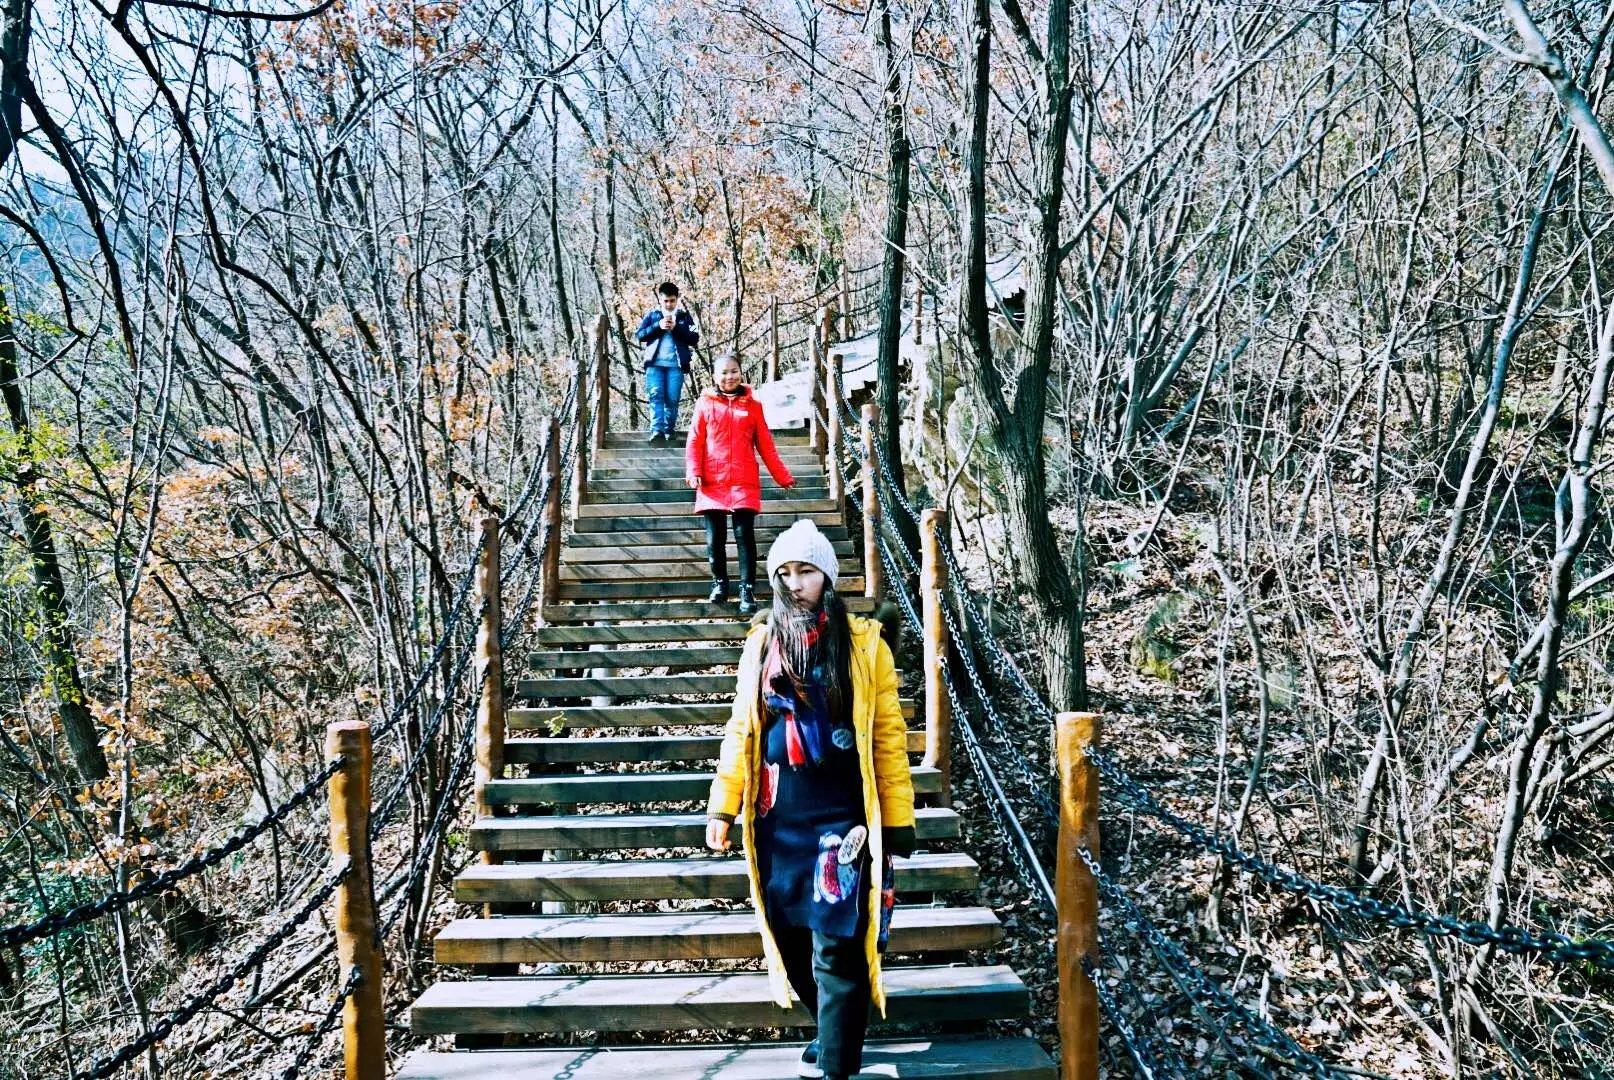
[687,354,797,615]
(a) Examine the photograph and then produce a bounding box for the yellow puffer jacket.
[706,613,916,1017]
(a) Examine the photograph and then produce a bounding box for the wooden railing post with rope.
[919,508,951,805]
[827,346,844,510]
[1055,711,1102,1080]
[861,404,883,601]
[540,417,562,614]
[473,516,505,892]
[569,345,590,523]
[810,306,831,461]
[326,720,384,1080]
[768,295,781,383]
[592,310,610,451]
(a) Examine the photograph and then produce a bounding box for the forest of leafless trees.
[0,0,1611,1075]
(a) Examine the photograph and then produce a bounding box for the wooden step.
[559,562,752,582]
[540,597,875,623]
[598,448,822,466]
[573,511,844,535]
[398,1036,1057,1079]
[527,646,744,670]
[565,525,850,548]
[602,430,809,449]
[504,729,929,765]
[576,498,840,520]
[508,700,915,730]
[408,964,1031,1034]
[469,806,958,852]
[562,541,856,565]
[592,465,827,481]
[482,765,941,807]
[586,484,827,505]
[532,622,752,646]
[433,905,1000,964]
[554,577,864,601]
[590,476,815,492]
[454,851,979,904]
[518,673,738,698]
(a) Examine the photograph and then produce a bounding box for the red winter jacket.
[685,385,795,513]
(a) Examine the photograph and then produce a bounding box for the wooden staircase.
[399,430,1055,1078]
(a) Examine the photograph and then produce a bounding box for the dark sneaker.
[646,430,662,445]
[798,1040,823,1079]
[736,583,757,616]
[707,580,729,604]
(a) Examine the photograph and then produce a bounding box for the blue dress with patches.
[752,661,888,941]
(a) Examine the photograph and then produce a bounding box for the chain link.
[1088,747,1614,971]
[1083,955,1160,1080]
[83,860,352,1079]
[0,757,343,953]
[1076,844,1341,1078]
[275,964,363,1080]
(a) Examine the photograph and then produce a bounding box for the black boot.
[708,579,729,604]
[737,581,757,616]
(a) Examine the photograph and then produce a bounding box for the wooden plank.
[590,476,815,492]
[508,699,916,729]
[592,465,826,481]
[526,646,744,670]
[576,497,839,519]
[599,449,821,465]
[469,806,957,852]
[586,485,826,506]
[531,622,751,646]
[540,596,874,622]
[408,964,1030,1034]
[555,576,864,601]
[574,511,845,534]
[482,765,942,806]
[432,905,999,964]
[517,674,738,698]
[562,541,855,565]
[397,1037,1056,1080]
[503,729,929,765]
[603,430,809,449]
[566,525,850,548]
[452,851,979,903]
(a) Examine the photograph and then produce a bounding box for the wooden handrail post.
[474,515,504,826]
[539,417,562,619]
[326,720,384,1080]
[919,508,951,804]
[827,348,844,508]
[1055,712,1102,1080]
[839,264,852,337]
[913,282,924,344]
[767,295,781,383]
[861,404,883,601]
[810,308,829,459]
[592,311,610,449]
[569,346,589,523]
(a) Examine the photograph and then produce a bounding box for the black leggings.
[772,907,872,1077]
[701,509,757,587]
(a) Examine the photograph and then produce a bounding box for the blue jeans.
[645,364,685,435]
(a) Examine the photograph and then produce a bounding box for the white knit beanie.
[766,519,840,588]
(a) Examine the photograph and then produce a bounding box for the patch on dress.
[831,727,855,751]
[837,825,867,865]
[756,762,779,817]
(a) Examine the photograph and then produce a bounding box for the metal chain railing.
[275,964,363,1080]
[82,859,352,1080]
[0,757,343,953]
[1077,844,1342,1078]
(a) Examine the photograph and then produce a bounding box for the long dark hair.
[767,573,853,724]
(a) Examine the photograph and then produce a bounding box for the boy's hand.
[689,476,702,489]
[705,818,732,851]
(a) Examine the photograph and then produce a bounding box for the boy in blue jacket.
[634,281,700,443]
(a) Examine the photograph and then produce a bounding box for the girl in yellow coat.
[706,519,916,1079]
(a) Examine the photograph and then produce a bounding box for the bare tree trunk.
[0,0,106,784]
[873,0,919,555]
